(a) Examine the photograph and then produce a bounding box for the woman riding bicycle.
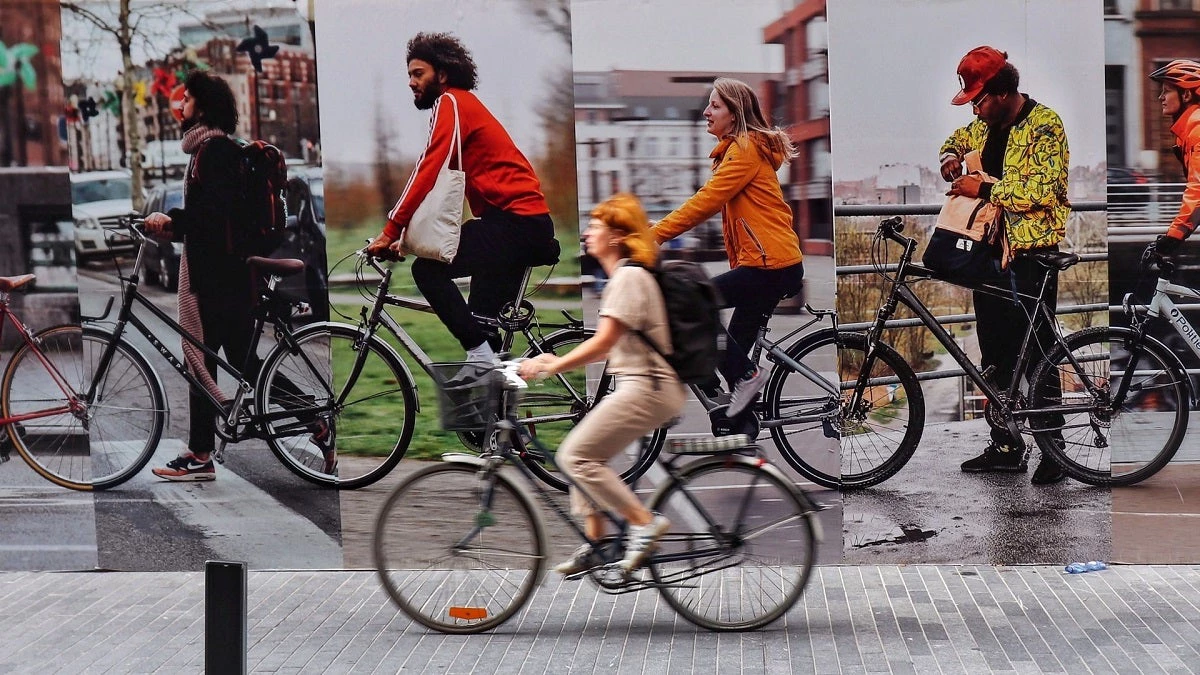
[651,77,804,417]
[1149,59,1200,256]
[518,194,683,575]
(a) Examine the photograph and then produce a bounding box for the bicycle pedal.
[822,418,839,439]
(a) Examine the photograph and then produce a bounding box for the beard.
[180,115,200,132]
[413,84,443,110]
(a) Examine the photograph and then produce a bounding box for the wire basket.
[429,362,502,432]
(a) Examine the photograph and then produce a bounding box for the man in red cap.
[938,46,1071,485]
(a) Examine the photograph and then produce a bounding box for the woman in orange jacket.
[1150,59,1200,255]
[653,77,804,416]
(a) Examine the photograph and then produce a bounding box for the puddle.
[850,522,939,549]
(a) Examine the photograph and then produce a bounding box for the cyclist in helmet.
[1150,59,1200,255]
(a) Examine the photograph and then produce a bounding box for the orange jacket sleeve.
[1169,142,1200,240]
[653,140,759,243]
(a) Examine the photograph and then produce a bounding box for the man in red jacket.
[367,32,559,362]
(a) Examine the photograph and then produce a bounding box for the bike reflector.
[448,606,488,621]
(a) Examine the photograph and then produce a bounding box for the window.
[1158,0,1194,9]
[807,78,829,119]
[668,137,680,157]
[644,137,659,157]
[665,106,680,119]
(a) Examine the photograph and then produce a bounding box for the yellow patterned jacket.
[939,100,1070,252]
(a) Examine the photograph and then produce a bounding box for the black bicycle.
[373,360,821,633]
[73,218,415,489]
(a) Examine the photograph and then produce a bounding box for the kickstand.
[213,441,228,465]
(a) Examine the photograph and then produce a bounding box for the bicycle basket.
[429,362,502,432]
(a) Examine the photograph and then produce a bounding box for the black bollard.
[205,560,247,675]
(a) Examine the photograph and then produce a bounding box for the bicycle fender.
[654,454,824,544]
[291,321,421,412]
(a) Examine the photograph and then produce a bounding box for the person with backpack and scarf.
[143,71,332,481]
[651,77,804,418]
[518,194,682,576]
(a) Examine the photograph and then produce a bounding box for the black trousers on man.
[973,251,1063,447]
[412,211,559,351]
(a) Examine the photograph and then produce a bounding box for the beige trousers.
[557,375,685,517]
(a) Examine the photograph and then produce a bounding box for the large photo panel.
[572,0,841,564]
[1105,0,1200,563]
[316,0,582,567]
[58,0,337,571]
[828,0,1110,564]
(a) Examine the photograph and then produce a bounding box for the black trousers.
[412,212,559,351]
[973,252,1062,447]
[712,262,805,386]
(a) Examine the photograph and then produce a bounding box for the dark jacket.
[167,136,252,300]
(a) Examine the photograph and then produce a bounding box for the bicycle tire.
[2,325,165,491]
[766,329,924,490]
[374,461,546,634]
[515,328,666,492]
[1027,326,1188,487]
[257,322,416,489]
[646,457,816,631]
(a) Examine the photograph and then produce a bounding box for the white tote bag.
[402,94,465,263]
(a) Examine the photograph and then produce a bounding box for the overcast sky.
[314,0,568,166]
[827,0,1106,182]
[570,0,787,73]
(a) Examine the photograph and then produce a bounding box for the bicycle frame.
[353,256,588,426]
[856,222,1091,440]
[1132,275,1200,360]
[0,297,79,427]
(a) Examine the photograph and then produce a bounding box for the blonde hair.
[590,193,658,267]
[711,77,798,162]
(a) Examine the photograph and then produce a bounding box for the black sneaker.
[960,442,1027,473]
[1031,455,1067,485]
[726,369,767,417]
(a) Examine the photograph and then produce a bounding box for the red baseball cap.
[952,46,1008,106]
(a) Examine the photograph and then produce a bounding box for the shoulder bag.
[401,94,465,263]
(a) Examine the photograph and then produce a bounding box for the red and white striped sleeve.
[383,94,457,239]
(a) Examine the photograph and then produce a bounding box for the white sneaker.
[619,514,670,573]
[553,544,600,576]
[726,369,767,417]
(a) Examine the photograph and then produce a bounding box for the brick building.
[0,0,68,167]
[1135,0,1200,180]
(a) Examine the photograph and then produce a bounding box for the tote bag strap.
[440,93,463,172]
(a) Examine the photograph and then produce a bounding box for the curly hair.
[590,193,658,267]
[982,63,1020,97]
[184,71,238,133]
[406,32,478,90]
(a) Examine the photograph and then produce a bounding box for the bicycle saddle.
[247,257,305,277]
[1026,250,1079,271]
[0,275,36,292]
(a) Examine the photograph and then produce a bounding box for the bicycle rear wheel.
[1,325,165,490]
[257,322,416,489]
[647,458,816,631]
[1027,326,1188,486]
[374,462,546,634]
[510,328,665,492]
[767,329,924,489]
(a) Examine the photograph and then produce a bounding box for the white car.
[71,170,138,262]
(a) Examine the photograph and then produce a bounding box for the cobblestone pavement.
[1,565,1197,673]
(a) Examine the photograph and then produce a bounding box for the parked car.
[141,182,185,290]
[141,139,189,181]
[140,175,329,323]
[71,169,139,262]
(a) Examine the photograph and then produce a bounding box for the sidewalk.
[1,565,1197,673]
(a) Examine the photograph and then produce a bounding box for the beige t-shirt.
[598,262,676,379]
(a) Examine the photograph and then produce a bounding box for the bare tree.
[517,0,571,45]
[373,91,398,218]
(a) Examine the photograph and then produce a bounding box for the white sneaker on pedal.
[619,514,670,573]
[553,544,601,577]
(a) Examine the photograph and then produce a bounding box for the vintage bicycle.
[10,218,416,490]
[372,360,820,633]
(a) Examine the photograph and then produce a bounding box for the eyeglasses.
[971,92,991,112]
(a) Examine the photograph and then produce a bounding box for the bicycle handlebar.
[874,216,912,247]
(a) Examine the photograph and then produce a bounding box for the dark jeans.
[189,291,307,454]
[189,291,257,454]
[973,251,1062,448]
[412,211,559,351]
[712,262,805,387]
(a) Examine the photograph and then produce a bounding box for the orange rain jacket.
[653,132,802,270]
[1166,105,1200,241]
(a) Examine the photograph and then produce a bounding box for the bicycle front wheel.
[516,328,665,492]
[647,458,816,631]
[1027,326,1188,487]
[257,322,416,489]
[374,462,546,634]
[1,325,165,491]
[768,330,924,489]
